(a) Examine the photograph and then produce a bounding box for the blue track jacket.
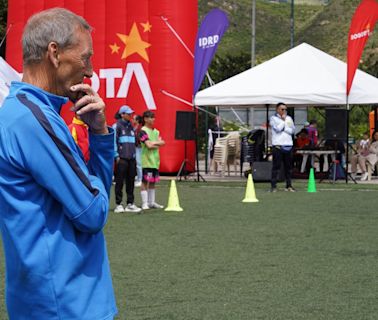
[0,82,117,319]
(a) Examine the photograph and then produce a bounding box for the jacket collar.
[10,81,69,114]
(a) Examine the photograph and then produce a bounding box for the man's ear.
[47,42,59,68]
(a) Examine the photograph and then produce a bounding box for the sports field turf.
[1,180,378,319]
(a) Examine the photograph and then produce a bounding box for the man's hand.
[70,84,108,134]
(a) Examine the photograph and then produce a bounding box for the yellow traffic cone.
[242,173,259,203]
[165,180,183,212]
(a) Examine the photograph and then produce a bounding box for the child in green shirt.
[139,111,165,210]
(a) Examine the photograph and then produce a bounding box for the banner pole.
[0,24,13,49]
[346,96,350,184]
[160,16,194,58]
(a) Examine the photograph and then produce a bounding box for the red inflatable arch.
[6,0,197,173]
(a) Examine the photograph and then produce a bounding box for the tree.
[0,0,8,58]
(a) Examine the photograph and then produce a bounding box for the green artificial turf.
[1,180,378,319]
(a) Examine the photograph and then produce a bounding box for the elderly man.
[0,8,117,319]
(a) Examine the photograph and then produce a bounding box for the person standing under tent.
[139,110,165,210]
[270,102,296,192]
[307,119,319,147]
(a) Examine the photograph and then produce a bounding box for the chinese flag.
[347,0,378,96]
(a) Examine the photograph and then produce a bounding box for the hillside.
[1,1,377,76]
[199,0,378,78]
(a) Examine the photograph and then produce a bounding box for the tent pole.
[290,0,294,48]
[346,98,350,184]
[266,104,269,156]
[205,107,209,173]
[251,0,256,67]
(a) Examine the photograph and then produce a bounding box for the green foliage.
[222,121,241,132]
[0,0,7,57]
[349,106,371,138]
[1,1,377,137]
[307,105,371,140]
[199,0,324,62]
[198,0,378,139]
[207,52,251,84]
[198,0,378,76]
[0,0,6,35]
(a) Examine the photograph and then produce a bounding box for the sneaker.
[141,203,150,210]
[269,188,278,193]
[149,202,164,209]
[125,203,142,213]
[114,204,124,213]
[134,180,142,187]
[285,187,296,192]
[360,172,368,181]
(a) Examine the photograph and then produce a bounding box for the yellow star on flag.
[141,21,152,32]
[109,43,120,54]
[117,23,151,62]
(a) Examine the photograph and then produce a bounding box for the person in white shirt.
[270,102,296,192]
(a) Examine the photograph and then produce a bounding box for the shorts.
[142,168,160,183]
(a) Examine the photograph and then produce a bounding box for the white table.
[296,150,338,173]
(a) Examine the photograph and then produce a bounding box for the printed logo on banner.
[350,23,373,40]
[193,9,229,95]
[90,21,157,110]
[198,35,220,49]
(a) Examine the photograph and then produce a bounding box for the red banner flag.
[6,0,197,173]
[347,0,378,96]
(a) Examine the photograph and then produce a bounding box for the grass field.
[1,179,378,319]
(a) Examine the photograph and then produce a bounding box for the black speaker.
[325,109,347,140]
[175,111,196,140]
[250,162,284,182]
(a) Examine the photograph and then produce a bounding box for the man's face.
[277,104,287,117]
[54,28,94,101]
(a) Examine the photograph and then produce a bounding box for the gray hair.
[22,8,92,65]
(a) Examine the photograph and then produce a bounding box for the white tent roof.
[0,57,21,106]
[194,43,378,107]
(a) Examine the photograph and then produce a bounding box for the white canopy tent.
[195,43,378,181]
[0,57,21,106]
[194,43,378,107]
